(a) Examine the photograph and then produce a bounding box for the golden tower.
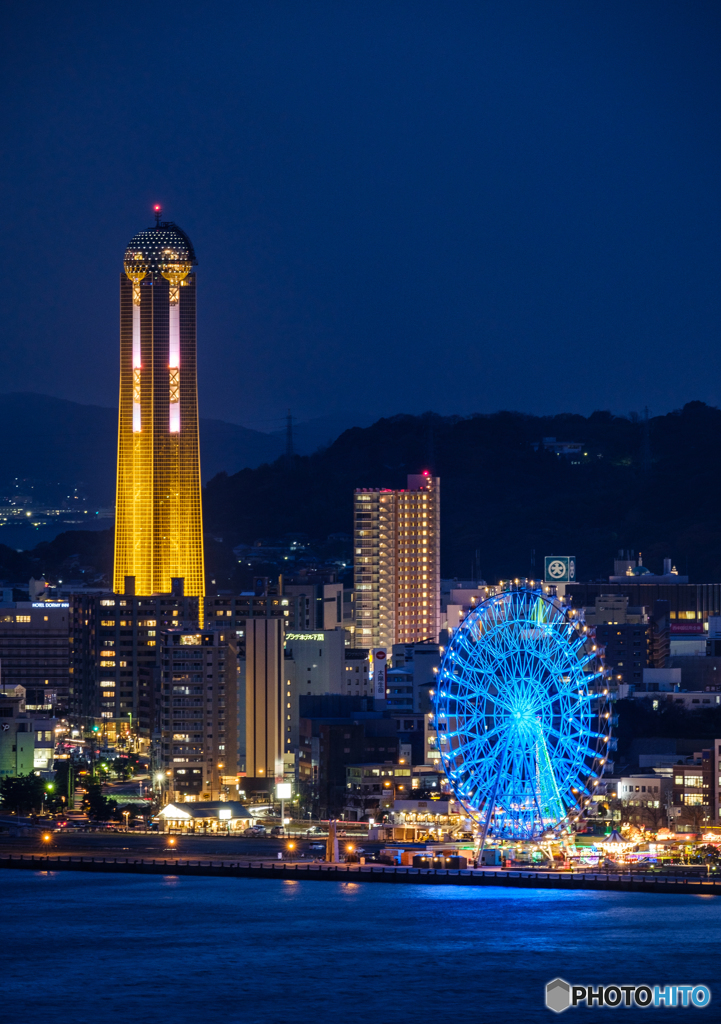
[113,207,205,605]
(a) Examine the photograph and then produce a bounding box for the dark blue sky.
[1,1,719,430]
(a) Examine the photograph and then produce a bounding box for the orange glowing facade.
[113,211,204,603]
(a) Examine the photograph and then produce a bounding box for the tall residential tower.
[354,473,440,649]
[114,209,205,603]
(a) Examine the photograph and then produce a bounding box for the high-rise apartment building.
[157,627,238,802]
[70,589,198,738]
[354,473,440,649]
[114,209,204,603]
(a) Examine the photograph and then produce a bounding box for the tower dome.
[124,216,197,281]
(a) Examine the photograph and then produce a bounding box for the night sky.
[2,1,719,431]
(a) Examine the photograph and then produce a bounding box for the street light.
[43,782,54,816]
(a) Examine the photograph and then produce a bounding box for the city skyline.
[2,3,721,430]
[1,7,719,1022]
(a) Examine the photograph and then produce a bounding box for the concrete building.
[583,595,651,690]
[567,579,721,641]
[70,587,198,741]
[345,763,449,821]
[0,601,71,714]
[243,618,284,782]
[615,773,673,826]
[354,473,440,650]
[282,628,347,755]
[0,683,55,777]
[157,627,238,803]
[670,754,717,828]
[390,642,440,713]
[283,582,345,632]
[205,591,287,635]
[342,648,371,697]
[441,581,491,633]
[298,695,400,817]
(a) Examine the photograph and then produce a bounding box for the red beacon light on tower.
[153,203,162,226]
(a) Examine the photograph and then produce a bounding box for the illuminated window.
[101,620,115,627]
[15,616,31,623]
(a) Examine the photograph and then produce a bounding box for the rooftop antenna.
[153,203,162,227]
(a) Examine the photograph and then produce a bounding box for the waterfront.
[1,872,718,1023]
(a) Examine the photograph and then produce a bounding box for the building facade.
[243,618,284,781]
[0,684,55,777]
[583,595,652,690]
[354,473,440,650]
[0,602,71,714]
[70,589,198,739]
[157,627,238,802]
[114,211,204,603]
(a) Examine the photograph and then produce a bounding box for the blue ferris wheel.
[435,588,611,842]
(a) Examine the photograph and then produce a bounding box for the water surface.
[1,871,717,1022]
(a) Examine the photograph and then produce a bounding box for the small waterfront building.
[155,800,253,833]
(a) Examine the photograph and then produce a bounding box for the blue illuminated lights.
[434,588,611,840]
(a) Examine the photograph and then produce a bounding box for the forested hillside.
[204,402,721,583]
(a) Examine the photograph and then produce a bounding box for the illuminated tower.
[113,207,205,604]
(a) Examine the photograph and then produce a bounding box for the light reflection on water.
[1,872,718,1023]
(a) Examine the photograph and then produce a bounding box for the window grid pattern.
[114,272,205,607]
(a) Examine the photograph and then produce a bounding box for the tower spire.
[153,203,162,227]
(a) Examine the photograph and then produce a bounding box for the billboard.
[371,648,388,700]
[544,556,576,583]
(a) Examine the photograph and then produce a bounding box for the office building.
[157,627,238,802]
[283,581,345,631]
[298,695,400,816]
[114,210,204,603]
[243,618,284,781]
[70,588,198,739]
[441,580,492,633]
[582,595,652,689]
[282,628,355,755]
[567,580,721,638]
[205,591,287,637]
[0,601,71,713]
[343,648,371,696]
[354,473,440,650]
[0,683,55,777]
